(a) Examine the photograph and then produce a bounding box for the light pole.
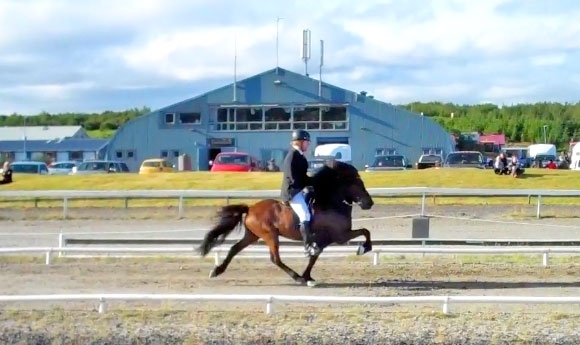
[542,125,548,144]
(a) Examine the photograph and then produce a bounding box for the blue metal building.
[106,67,455,171]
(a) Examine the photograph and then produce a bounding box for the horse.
[197,159,375,286]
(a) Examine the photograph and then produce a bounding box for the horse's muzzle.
[359,197,374,210]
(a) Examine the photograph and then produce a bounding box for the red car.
[210,152,261,172]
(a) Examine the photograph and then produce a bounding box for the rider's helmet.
[291,129,311,142]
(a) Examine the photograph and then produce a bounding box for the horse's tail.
[198,204,249,257]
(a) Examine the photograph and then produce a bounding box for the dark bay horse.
[197,160,375,286]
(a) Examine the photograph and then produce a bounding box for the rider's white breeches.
[289,192,311,222]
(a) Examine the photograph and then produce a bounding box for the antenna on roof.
[301,29,311,76]
[276,17,283,71]
[233,35,238,102]
[318,39,324,98]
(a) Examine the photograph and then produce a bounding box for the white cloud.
[0,0,579,114]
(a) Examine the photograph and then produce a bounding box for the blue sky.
[1,0,579,114]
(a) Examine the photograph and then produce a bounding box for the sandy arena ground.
[1,204,580,312]
[2,204,580,343]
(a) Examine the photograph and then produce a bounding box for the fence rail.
[1,187,580,218]
[0,293,579,315]
[3,245,580,266]
[59,236,580,248]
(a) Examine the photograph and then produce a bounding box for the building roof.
[0,138,109,152]
[479,134,506,145]
[155,67,395,113]
[0,126,85,141]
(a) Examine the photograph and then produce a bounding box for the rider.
[0,161,13,185]
[281,129,321,256]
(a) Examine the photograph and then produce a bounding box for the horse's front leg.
[336,227,372,255]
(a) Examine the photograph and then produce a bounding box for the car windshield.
[142,161,160,167]
[372,155,405,167]
[216,154,249,165]
[446,153,483,164]
[420,155,441,163]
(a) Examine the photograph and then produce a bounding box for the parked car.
[6,161,49,174]
[48,161,79,175]
[365,155,412,172]
[139,158,175,174]
[70,160,130,175]
[210,152,261,172]
[415,154,443,169]
[443,151,487,169]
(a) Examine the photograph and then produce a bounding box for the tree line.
[2,102,580,148]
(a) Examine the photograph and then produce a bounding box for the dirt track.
[2,204,580,343]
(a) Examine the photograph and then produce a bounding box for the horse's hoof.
[357,243,372,255]
[306,280,317,288]
[209,267,218,278]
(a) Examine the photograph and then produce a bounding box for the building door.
[316,137,349,146]
[196,147,209,171]
[209,148,221,169]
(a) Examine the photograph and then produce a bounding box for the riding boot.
[299,221,321,256]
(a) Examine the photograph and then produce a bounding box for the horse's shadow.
[314,280,580,291]
[235,280,580,290]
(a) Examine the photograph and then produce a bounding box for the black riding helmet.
[291,129,310,141]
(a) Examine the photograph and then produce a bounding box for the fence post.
[58,233,64,258]
[536,195,542,219]
[420,193,426,216]
[542,251,550,267]
[178,196,184,219]
[372,252,379,266]
[45,250,52,265]
[98,298,108,313]
[62,197,69,219]
[442,296,450,314]
[214,252,220,265]
[266,296,273,314]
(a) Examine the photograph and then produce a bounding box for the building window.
[164,113,175,124]
[161,150,168,158]
[115,150,123,159]
[70,151,82,161]
[213,104,348,132]
[179,112,201,124]
[127,150,135,159]
[376,148,397,156]
[172,150,179,157]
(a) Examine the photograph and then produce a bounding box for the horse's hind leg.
[209,229,258,278]
[265,236,305,284]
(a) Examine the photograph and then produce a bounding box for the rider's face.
[301,140,310,152]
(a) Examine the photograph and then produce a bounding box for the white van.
[571,143,580,171]
[313,144,352,162]
[528,144,557,167]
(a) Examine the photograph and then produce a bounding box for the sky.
[1,0,580,115]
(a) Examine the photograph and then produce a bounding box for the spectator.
[545,159,558,169]
[0,161,13,185]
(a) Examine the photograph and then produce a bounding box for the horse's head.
[311,160,374,210]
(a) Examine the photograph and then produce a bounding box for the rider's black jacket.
[280,147,312,202]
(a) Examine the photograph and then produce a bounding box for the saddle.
[283,191,315,231]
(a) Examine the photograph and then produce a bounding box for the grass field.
[1,168,579,208]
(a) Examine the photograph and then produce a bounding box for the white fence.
[1,187,580,218]
[1,293,579,315]
[2,245,579,266]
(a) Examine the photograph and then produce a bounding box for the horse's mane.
[310,161,356,207]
